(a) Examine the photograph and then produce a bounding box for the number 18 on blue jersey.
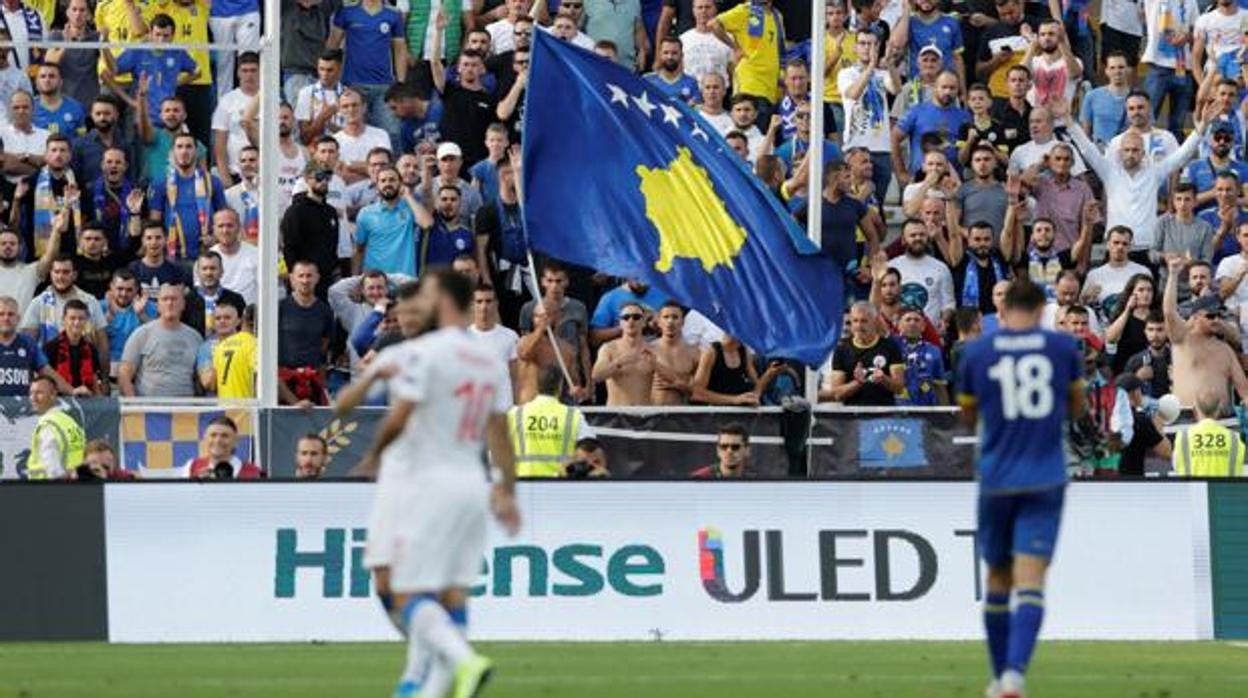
[955,329,1083,493]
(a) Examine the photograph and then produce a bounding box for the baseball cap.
[1184,294,1225,319]
[1116,374,1145,394]
[1213,120,1236,136]
[303,161,333,180]
[919,44,943,59]
[436,142,463,160]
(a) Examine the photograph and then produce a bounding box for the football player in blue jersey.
[956,278,1086,698]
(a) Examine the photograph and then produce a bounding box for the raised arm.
[1062,110,1112,177]
[1164,255,1189,344]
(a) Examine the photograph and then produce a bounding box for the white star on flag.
[607,83,629,108]
[659,104,682,127]
[631,91,657,117]
[690,123,709,141]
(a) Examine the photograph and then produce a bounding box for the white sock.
[421,656,454,698]
[411,599,473,667]
[400,622,429,686]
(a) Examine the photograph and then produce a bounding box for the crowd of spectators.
[3,0,1248,478]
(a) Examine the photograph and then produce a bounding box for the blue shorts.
[977,485,1066,569]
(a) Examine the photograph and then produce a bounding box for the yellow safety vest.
[1173,419,1245,477]
[27,408,86,480]
[507,395,581,478]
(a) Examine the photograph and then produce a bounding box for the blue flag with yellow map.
[521,31,843,367]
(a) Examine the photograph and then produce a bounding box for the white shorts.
[364,475,490,592]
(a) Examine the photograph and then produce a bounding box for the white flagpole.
[257,0,281,406]
[806,0,828,406]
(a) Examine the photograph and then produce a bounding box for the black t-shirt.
[278,297,335,368]
[1119,411,1164,477]
[831,337,904,406]
[1123,346,1172,397]
[438,82,498,167]
[957,117,1010,156]
[991,97,1031,152]
[1111,314,1148,375]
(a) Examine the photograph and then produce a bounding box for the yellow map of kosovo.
[636,147,748,273]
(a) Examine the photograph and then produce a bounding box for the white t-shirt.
[1084,261,1153,304]
[1195,8,1248,65]
[682,309,724,349]
[212,242,259,305]
[1008,138,1088,176]
[0,261,40,314]
[469,323,519,403]
[487,18,518,54]
[889,254,956,323]
[1041,302,1105,335]
[210,88,256,177]
[2,8,32,70]
[680,29,732,83]
[1216,254,1248,343]
[1103,0,1145,35]
[1142,0,1200,69]
[1,123,49,182]
[334,125,392,165]
[293,80,345,136]
[696,109,734,135]
[371,326,512,478]
[0,64,31,129]
[277,143,307,217]
[838,65,897,153]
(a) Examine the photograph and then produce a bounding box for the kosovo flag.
[522,31,843,366]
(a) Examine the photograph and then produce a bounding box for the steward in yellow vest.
[507,368,587,478]
[1172,392,1245,477]
[26,375,86,480]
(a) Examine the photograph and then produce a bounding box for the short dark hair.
[1064,304,1090,318]
[1146,311,1166,325]
[206,416,238,433]
[1006,64,1031,79]
[537,366,563,395]
[1106,225,1134,241]
[91,93,122,112]
[717,423,749,445]
[954,307,981,334]
[385,82,420,102]
[575,437,605,453]
[395,280,420,301]
[1174,182,1198,197]
[425,267,473,312]
[31,374,57,391]
[319,48,344,64]
[62,298,89,316]
[1104,50,1128,65]
[298,432,328,450]
[1004,279,1046,311]
[238,51,260,67]
[150,13,175,30]
[45,133,71,149]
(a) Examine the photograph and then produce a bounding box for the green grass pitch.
[2,641,1244,697]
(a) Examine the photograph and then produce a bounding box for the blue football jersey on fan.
[956,328,1082,493]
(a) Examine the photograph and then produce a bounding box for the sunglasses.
[563,2,582,7]
[515,29,532,36]
[620,313,643,322]
[1214,133,1234,141]
[311,170,332,182]
[718,443,744,451]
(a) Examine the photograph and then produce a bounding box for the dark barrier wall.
[0,486,108,640]
[1210,482,1248,639]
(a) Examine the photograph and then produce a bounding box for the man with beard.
[272,104,306,218]
[418,186,476,271]
[1042,270,1104,335]
[1002,206,1091,297]
[344,148,392,226]
[891,71,968,188]
[888,218,955,328]
[1124,312,1173,398]
[476,154,529,326]
[1019,142,1094,252]
[385,83,442,156]
[1107,91,1179,166]
[19,134,80,260]
[645,36,700,104]
[516,300,580,404]
[74,212,144,299]
[795,161,879,278]
[45,0,100,108]
[32,63,85,137]
[72,95,132,186]
[1022,19,1083,111]
[1168,255,1248,410]
[80,147,141,248]
[1183,119,1248,211]
[281,163,340,297]
[954,144,1007,239]
[947,219,1010,317]
[1066,98,1212,252]
[895,305,948,406]
[432,20,497,167]
[0,225,58,313]
[1197,172,1247,262]
[21,255,109,359]
[975,0,1031,98]
[518,261,592,399]
[138,96,208,183]
[1083,226,1152,309]
[148,132,227,261]
[224,145,260,245]
[354,166,430,278]
[417,142,483,228]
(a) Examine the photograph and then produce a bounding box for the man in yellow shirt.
[1173,389,1246,477]
[712,0,785,121]
[211,301,256,399]
[142,0,214,153]
[94,0,147,86]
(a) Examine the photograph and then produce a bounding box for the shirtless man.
[592,302,657,406]
[651,302,700,405]
[515,300,578,404]
[1165,256,1248,412]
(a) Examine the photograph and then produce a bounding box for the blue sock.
[1007,588,1045,675]
[983,591,1011,678]
[448,606,468,631]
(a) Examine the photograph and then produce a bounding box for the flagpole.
[257,0,281,407]
[805,0,828,408]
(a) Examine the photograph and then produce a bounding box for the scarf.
[238,184,259,245]
[407,0,462,62]
[1028,247,1063,300]
[92,178,133,250]
[496,197,526,264]
[50,332,97,391]
[33,167,79,258]
[309,80,345,133]
[962,254,1007,309]
[165,166,212,260]
[745,1,785,66]
[1,6,43,69]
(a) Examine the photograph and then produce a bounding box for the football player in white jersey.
[347,268,520,698]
